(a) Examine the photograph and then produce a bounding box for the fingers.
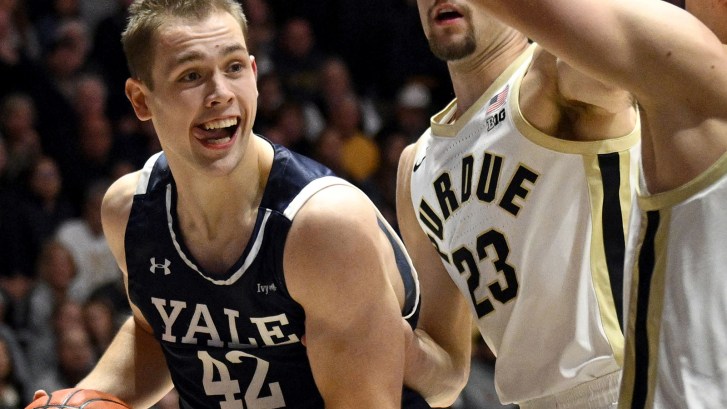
[32,390,49,400]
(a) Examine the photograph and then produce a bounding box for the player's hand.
[32,391,48,401]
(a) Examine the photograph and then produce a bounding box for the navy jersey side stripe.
[378,218,418,324]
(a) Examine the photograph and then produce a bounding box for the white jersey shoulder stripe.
[135,151,164,195]
[282,176,354,220]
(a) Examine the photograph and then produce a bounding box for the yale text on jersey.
[151,297,301,348]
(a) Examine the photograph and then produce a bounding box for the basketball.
[25,388,131,409]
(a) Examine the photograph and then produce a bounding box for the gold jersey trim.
[510,61,640,155]
[429,44,537,137]
[638,149,727,211]
[619,209,670,409]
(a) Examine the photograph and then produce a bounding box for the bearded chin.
[429,33,477,61]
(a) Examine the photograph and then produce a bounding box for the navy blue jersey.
[125,142,428,409]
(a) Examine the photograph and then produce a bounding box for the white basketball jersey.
[409,45,641,404]
[619,152,727,409]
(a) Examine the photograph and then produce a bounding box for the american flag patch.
[485,85,509,114]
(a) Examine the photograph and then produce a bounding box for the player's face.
[417,0,477,60]
[685,0,727,43]
[127,11,258,177]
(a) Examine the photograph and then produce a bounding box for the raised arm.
[478,0,727,190]
[75,172,174,408]
[396,143,473,407]
[284,185,410,408]
[477,0,727,105]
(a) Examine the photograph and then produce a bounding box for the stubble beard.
[428,28,477,61]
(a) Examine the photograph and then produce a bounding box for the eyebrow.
[171,43,248,69]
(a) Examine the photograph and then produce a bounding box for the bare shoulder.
[101,171,142,270]
[523,45,636,141]
[286,184,377,255]
[519,46,565,136]
[396,140,430,243]
[397,143,418,194]
[283,184,385,302]
[102,172,141,232]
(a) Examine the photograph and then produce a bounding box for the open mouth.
[434,7,463,23]
[195,117,240,146]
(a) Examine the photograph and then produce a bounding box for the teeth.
[436,7,458,17]
[202,118,238,130]
[206,136,231,145]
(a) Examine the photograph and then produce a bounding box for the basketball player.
[31,0,431,408]
[397,0,642,407]
[426,0,727,408]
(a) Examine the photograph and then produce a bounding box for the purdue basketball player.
[397,0,640,407]
[409,0,727,408]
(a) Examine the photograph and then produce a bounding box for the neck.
[173,136,271,240]
[448,32,529,117]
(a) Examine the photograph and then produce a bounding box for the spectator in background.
[272,17,326,101]
[0,290,32,404]
[55,178,119,302]
[34,0,81,51]
[379,81,433,144]
[29,324,96,392]
[13,156,74,280]
[0,139,16,279]
[241,0,276,76]
[254,71,286,133]
[0,5,44,126]
[66,115,116,204]
[328,94,380,183]
[381,0,451,106]
[0,137,33,322]
[360,130,408,232]
[312,57,382,137]
[84,279,129,330]
[56,74,118,210]
[72,73,107,120]
[81,296,118,357]
[112,111,161,172]
[311,126,350,180]
[0,0,41,67]
[19,242,77,378]
[263,100,314,157]
[29,19,90,171]
[89,0,131,122]
[77,0,116,35]
[0,94,42,183]
[0,336,25,409]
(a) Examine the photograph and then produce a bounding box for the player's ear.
[250,55,258,79]
[250,55,259,98]
[125,78,152,121]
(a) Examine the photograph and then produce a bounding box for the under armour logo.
[150,258,172,275]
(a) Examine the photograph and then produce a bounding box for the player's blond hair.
[122,0,248,88]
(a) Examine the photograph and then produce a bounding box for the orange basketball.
[25,388,131,409]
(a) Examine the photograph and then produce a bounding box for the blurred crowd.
[0,0,514,407]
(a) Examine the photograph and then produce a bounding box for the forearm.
[77,316,173,408]
[405,328,470,408]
